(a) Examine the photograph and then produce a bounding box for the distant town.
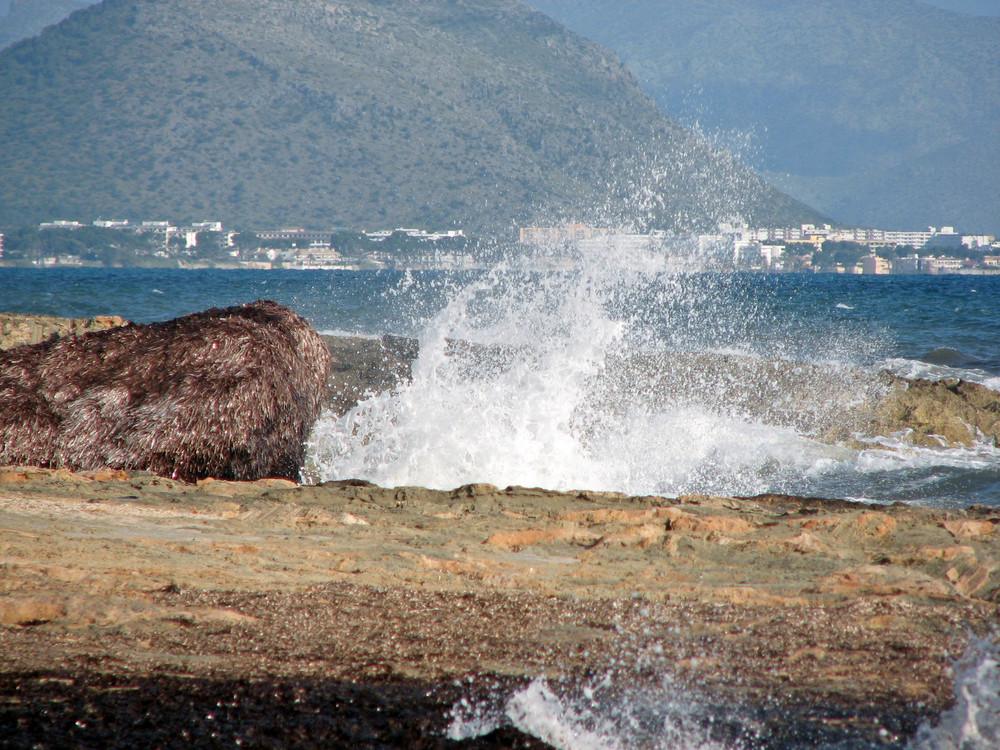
[0,220,477,271]
[0,218,998,274]
[521,223,1000,275]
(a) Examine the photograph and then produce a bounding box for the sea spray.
[306,239,891,496]
[447,674,742,750]
[443,638,1000,749]
[907,636,1000,750]
[308,255,630,491]
[444,640,1000,750]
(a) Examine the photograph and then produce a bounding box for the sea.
[1,254,998,748]
[3,259,998,509]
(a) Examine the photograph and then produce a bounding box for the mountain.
[527,0,1000,233]
[0,0,91,50]
[0,0,823,234]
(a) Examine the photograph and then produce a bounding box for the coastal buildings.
[519,224,615,244]
[519,223,1000,275]
[11,215,999,273]
[861,255,892,275]
[0,217,480,270]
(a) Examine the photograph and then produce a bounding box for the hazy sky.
[922,0,1000,13]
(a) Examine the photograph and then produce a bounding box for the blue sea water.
[2,267,997,372]
[2,265,999,509]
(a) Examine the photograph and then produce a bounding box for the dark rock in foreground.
[0,301,331,482]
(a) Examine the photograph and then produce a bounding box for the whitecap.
[882,357,1000,393]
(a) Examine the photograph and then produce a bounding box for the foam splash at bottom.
[908,636,1000,750]
[447,674,738,750]
[445,638,1000,750]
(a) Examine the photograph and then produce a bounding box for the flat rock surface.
[1,467,998,747]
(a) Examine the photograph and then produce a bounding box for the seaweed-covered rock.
[0,301,331,482]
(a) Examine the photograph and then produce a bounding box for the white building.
[962,235,994,249]
[883,229,934,247]
[759,244,785,268]
[39,220,83,230]
[922,256,964,274]
[190,221,223,232]
[861,255,891,274]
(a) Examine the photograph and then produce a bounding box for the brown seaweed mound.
[0,300,331,482]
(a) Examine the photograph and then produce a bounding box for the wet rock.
[322,333,417,415]
[871,376,1000,447]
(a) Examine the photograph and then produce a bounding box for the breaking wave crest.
[306,240,1000,504]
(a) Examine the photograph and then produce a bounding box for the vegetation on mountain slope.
[0,0,823,234]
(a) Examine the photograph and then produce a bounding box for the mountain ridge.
[0,0,89,50]
[0,0,823,234]
[528,0,1000,233]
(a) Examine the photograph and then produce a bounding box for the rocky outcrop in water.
[595,350,889,440]
[872,376,1000,447]
[3,312,999,472]
[0,301,331,482]
[321,334,417,416]
[322,338,1000,450]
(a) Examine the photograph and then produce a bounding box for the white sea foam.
[306,243,1000,501]
[306,244,862,495]
[445,640,1000,748]
[907,636,1000,750]
[317,328,380,339]
[447,675,738,750]
[883,357,1000,393]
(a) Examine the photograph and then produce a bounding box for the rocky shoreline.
[1,468,998,747]
[1,313,999,747]
[4,312,999,453]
